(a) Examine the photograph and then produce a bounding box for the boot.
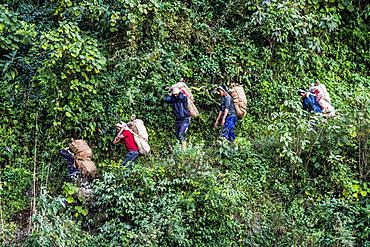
[181,141,187,150]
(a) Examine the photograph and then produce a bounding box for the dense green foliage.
[1,0,370,246]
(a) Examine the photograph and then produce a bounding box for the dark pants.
[175,118,190,141]
[222,117,238,141]
[122,151,140,168]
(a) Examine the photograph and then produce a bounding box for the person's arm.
[113,128,125,144]
[302,100,308,111]
[214,110,223,127]
[59,148,75,167]
[221,108,229,127]
[59,148,70,158]
[165,94,173,104]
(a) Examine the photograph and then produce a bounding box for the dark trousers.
[175,118,190,141]
[122,151,140,168]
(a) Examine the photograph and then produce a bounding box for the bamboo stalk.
[0,177,4,230]
[29,115,38,232]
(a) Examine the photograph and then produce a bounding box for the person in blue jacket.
[298,88,322,113]
[165,87,190,149]
[59,148,81,177]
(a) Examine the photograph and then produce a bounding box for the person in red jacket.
[113,122,139,168]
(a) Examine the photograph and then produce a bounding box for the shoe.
[181,141,187,150]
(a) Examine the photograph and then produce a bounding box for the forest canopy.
[1,0,370,246]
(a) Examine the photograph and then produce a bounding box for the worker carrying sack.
[170,79,199,118]
[69,139,96,178]
[228,84,247,119]
[128,115,150,155]
[309,80,335,118]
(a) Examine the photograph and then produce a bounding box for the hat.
[216,85,228,92]
[116,122,127,128]
[172,88,181,94]
[297,88,306,95]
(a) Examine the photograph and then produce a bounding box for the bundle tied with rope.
[228,83,247,119]
[68,139,96,178]
[116,116,150,155]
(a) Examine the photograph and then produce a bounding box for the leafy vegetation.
[1,0,370,246]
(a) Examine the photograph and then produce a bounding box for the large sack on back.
[319,99,335,118]
[309,82,331,104]
[129,116,149,142]
[170,80,194,101]
[187,99,199,118]
[228,85,247,119]
[317,83,331,104]
[75,159,96,178]
[68,139,92,160]
[132,134,151,155]
[128,116,150,155]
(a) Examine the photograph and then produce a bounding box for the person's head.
[216,85,228,96]
[116,122,127,131]
[172,88,181,97]
[298,88,307,98]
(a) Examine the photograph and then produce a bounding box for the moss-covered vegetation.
[1,0,370,246]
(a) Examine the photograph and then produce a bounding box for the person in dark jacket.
[59,148,81,176]
[214,85,238,141]
[298,88,322,113]
[165,87,190,149]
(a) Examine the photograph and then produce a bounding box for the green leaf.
[67,196,75,203]
[347,4,354,12]
[351,184,359,192]
[337,3,345,9]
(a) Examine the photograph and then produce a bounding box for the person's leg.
[67,164,77,175]
[67,163,80,176]
[228,117,238,141]
[221,117,238,141]
[179,118,190,142]
[175,120,182,141]
[121,151,140,168]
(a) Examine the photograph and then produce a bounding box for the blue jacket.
[302,94,322,113]
[59,149,74,166]
[165,92,190,120]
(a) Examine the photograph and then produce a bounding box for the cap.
[116,122,127,128]
[297,88,306,95]
[216,85,228,92]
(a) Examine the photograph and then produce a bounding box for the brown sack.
[69,139,92,160]
[128,116,151,155]
[132,134,151,155]
[171,81,194,102]
[129,117,149,142]
[75,159,96,178]
[228,85,247,119]
[188,99,199,118]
